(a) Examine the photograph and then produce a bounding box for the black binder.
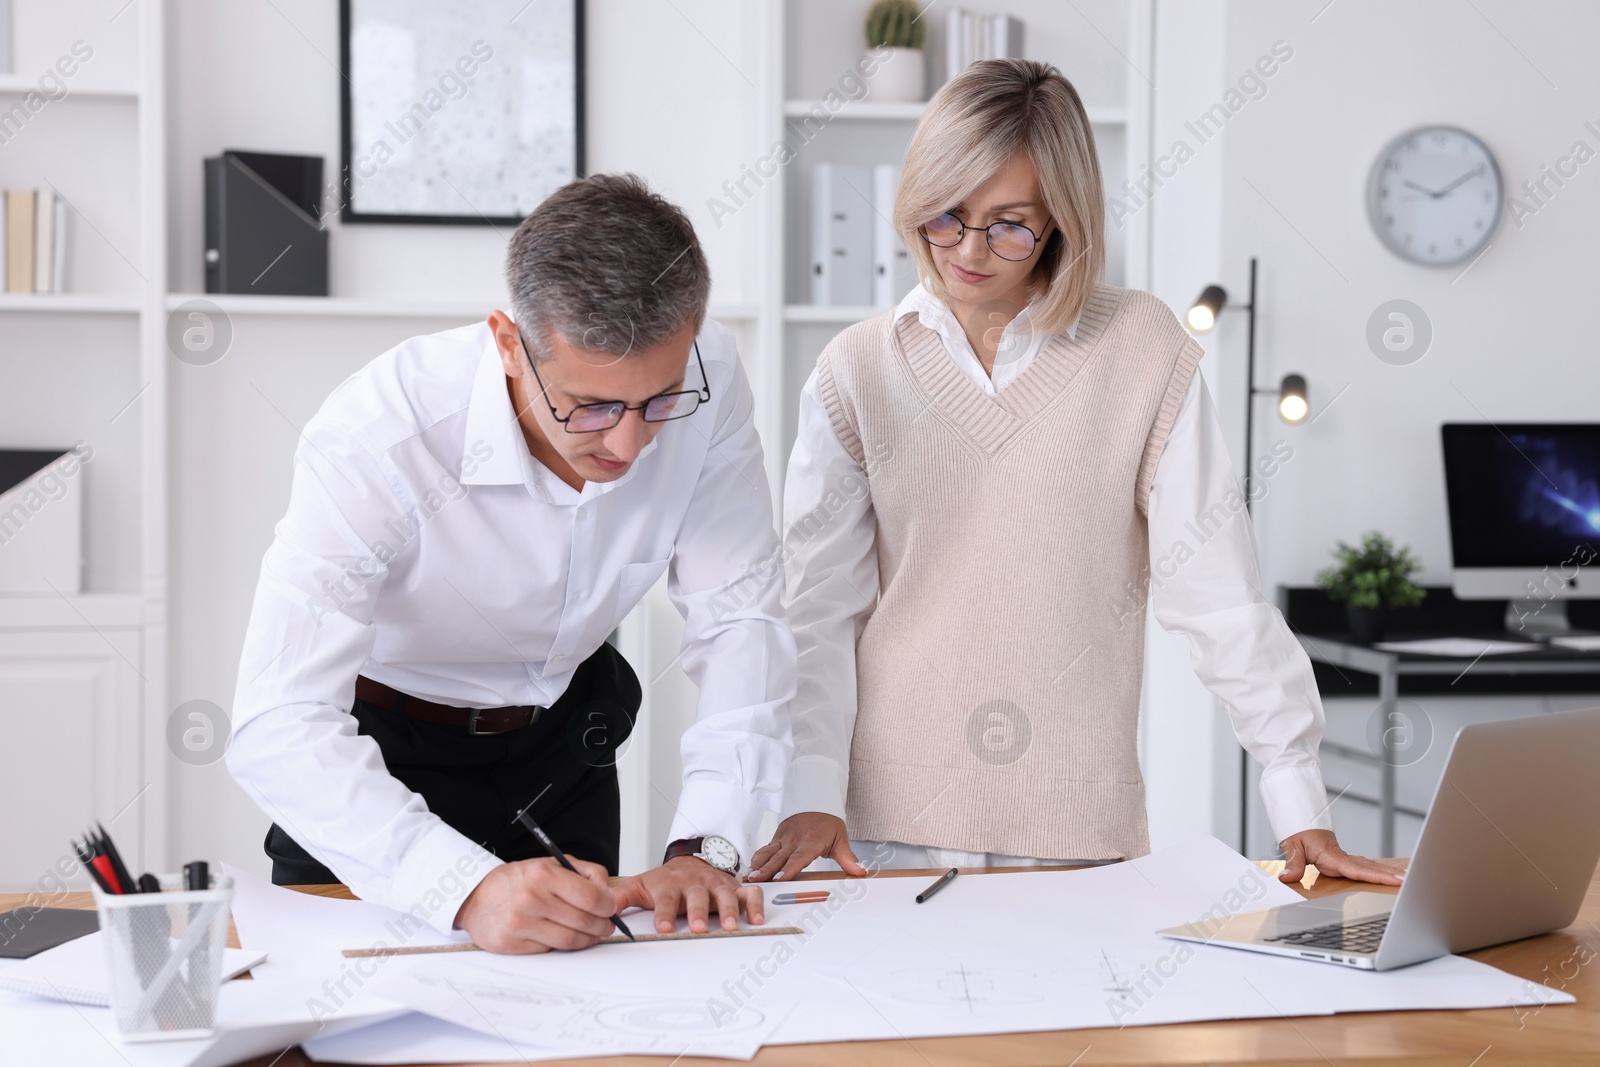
[0,450,69,496]
[204,150,329,296]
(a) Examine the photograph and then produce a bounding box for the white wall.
[1140,0,1600,859]
[1222,0,1600,588]
[1216,0,1600,856]
[164,0,762,878]
[1138,0,1238,853]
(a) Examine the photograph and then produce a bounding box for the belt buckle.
[466,708,492,736]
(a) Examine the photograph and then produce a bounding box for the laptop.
[1158,705,1600,970]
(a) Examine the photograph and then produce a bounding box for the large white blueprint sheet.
[221,836,1573,1062]
[0,978,402,1067]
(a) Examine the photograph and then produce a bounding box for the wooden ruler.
[342,925,805,958]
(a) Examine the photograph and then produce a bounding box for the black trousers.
[266,642,642,885]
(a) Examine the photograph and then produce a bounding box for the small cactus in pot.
[866,0,926,50]
[863,0,926,103]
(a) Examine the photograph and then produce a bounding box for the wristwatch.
[663,835,740,874]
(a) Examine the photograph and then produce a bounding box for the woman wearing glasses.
[748,59,1400,886]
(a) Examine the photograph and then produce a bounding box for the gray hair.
[506,173,710,361]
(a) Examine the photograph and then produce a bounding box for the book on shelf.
[2,187,70,294]
[945,9,1025,80]
[4,188,33,293]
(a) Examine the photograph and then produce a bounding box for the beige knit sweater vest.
[815,284,1204,860]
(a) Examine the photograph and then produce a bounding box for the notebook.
[0,929,266,1006]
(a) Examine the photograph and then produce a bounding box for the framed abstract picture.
[338,0,584,225]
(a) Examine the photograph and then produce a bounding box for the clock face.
[700,835,739,870]
[1367,126,1502,265]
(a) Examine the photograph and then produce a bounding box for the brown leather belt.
[354,676,545,735]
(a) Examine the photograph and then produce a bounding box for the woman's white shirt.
[780,284,1333,847]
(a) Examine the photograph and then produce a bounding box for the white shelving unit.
[0,77,138,99]
[0,0,167,889]
[748,0,1153,489]
[783,98,1130,124]
[0,293,142,313]
[783,303,883,323]
[161,292,760,323]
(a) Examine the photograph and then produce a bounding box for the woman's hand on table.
[1279,829,1405,886]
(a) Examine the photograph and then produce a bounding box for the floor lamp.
[1186,257,1310,855]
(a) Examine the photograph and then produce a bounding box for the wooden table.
[9,859,1598,1066]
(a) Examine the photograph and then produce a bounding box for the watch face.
[700,836,739,871]
[1367,125,1502,266]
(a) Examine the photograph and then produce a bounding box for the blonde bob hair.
[895,58,1105,335]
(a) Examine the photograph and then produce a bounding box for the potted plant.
[1315,531,1427,644]
[865,0,926,104]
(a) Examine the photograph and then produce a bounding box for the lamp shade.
[1278,373,1309,422]
[1186,284,1227,332]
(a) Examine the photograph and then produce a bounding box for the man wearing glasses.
[228,174,795,953]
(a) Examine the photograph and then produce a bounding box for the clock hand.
[1402,179,1443,197]
[1434,164,1486,197]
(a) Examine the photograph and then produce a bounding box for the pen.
[73,838,118,894]
[514,808,636,942]
[915,868,959,904]
[84,834,127,895]
[95,823,137,897]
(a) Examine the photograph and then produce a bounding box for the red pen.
[91,853,124,894]
[73,838,116,894]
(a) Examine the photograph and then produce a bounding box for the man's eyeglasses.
[518,329,711,433]
[917,212,1054,262]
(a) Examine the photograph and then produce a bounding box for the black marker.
[183,861,209,891]
[915,868,959,904]
[515,807,635,942]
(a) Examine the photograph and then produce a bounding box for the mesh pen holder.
[92,873,233,1041]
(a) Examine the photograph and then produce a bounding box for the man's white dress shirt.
[781,284,1332,852]
[229,318,795,932]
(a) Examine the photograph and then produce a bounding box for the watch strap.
[663,837,705,864]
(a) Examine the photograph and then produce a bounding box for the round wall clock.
[1366,126,1502,266]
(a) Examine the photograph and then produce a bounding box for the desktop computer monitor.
[1441,423,1600,632]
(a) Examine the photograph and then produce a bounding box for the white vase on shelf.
[866,47,924,103]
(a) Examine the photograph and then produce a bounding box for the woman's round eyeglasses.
[917,213,1053,262]
[519,328,711,433]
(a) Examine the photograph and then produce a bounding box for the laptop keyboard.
[1263,915,1388,954]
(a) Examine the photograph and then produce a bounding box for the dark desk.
[1282,586,1600,854]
